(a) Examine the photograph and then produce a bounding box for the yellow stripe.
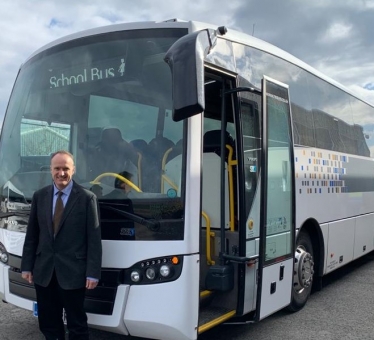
[198,310,236,334]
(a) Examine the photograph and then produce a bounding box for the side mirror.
[164,28,221,121]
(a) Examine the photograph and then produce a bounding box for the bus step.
[198,306,236,334]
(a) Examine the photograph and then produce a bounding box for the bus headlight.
[145,267,156,280]
[130,270,141,283]
[0,252,8,263]
[0,242,9,264]
[125,256,183,285]
[159,264,171,278]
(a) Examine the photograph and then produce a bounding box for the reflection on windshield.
[0,29,185,204]
[1,180,31,213]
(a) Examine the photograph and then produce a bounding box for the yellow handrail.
[90,172,142,192]
[162,145,236,231]
[202,211,215,265]
[161,143,237,263]
[161,148,173,193]
[162,174,179,191]
[200,290,213,298]
[226,145,237,231]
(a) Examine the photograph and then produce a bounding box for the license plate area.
[33,301,38,317]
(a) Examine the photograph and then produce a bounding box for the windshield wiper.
[101,204,163,231]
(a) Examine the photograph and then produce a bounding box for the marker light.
[145,267,156,280]
[160,265,171,278]
[130,270,141,283]
[171,256,179,265]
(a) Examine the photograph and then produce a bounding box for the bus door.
[198,72,239,333]
[256,76,295,320]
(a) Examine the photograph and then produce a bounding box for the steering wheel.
[90,172,142,192]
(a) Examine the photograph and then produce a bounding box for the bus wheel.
[287,231,314,312]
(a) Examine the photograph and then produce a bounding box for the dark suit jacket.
[21,181,102,290]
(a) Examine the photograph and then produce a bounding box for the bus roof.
[24,18,373,108]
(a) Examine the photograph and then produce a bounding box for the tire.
[287,230,314,312]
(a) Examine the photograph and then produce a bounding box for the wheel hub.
[293,246,314,292]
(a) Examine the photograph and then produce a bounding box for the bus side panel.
[242,238,259,314]
[295,148,374,228]
[325,218,355,274]
[259,258,293,320]
[353,214,374,259]
[124,254,199,340]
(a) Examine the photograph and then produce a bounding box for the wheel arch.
[297,218,324,279]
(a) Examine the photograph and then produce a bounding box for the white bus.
[1,19,374,340]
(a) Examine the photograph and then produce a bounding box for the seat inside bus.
[201,130,233,230]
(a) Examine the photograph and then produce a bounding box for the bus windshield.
[0,28,187,240]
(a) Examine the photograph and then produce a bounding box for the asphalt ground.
[1,252,374,340]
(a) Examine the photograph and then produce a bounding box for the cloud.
[320,22,353,42]
[0,0,373,128]
[0,0,244,124]
[232,0,374,105]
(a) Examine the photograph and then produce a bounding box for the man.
[114,171,133,197]
[91,127,138,178]
[104,171,140,200]
[21,150,102,340]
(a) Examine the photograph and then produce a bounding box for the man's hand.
[21,272,33,284]
[86,279,98,290]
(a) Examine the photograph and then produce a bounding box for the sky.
[0,0,374,129]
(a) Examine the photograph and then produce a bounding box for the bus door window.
[239,95,261,217]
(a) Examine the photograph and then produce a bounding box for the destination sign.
[49,57,126,89]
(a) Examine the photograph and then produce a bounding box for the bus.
[1,18,374,340]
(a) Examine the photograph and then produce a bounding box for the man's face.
[50,153,75,190]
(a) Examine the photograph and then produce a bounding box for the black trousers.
[34,271,89,340]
